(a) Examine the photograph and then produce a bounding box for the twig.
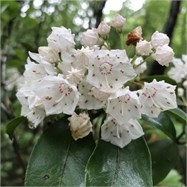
[12,135,26,172]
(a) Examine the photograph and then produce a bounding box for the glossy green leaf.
[85,138,153,187]
[142,112,176,140]
[6,116,27,139]
[141,75,177,85]
[148,140,179,185]
[165,108,187,124]
[25,118,95,186]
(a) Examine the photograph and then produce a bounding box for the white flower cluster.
[17,14,177,148]
[136,31,174,66]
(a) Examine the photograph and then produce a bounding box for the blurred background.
[1,0,186,186]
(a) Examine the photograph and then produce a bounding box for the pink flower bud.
[111,13,126,30]
[82,28,99,47]
[154,45,174,66]
[136,40,152,56]
[97,21,111,37]
[151,31,169,49]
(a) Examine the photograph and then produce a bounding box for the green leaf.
[165,108,187,124]
[142,112,176,140]
[141,75,177,85]
[6,116,27,139]
[25,118,95,186]
[85,138,153,187]
[148,140,179,185]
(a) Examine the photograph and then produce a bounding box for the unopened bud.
[126,26,142,46]
[136,40,152,56]
[82,28,99,47]
[97,21,111,38]
[177,87,184,97]
[68,112,93,140]
[111,13,126,31]
[151,31,169,49]
[183,80,187,88]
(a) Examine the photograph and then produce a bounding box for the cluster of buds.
[128,30,175,66]
[16,13,178,148]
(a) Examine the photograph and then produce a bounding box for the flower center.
[147,87,157,98]
[99,62,113,75]
[59,83,73,96]
[117,94,131,103]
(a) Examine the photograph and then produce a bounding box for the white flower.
[28,52,56,75]
[16,87,45,127]
[97,21,111,37]
[68,112,93,140]
[58,49,87,76]
[75,47,93,67]
[23,56,56,85]
[78,80,107,110]
[38,46,60,63]
[47,26,75,52]
[136,40,152,56]
[168,56,187,83]
[106,87,141,124]
[134,57,147,75]
[111,14,126,30]
[91,87,110,101]
[101,116,144,148]
[154,45,174,66]
[139,79,177,117]
[32,75,79,115]
[81,28,99,47]
[151,31,169,49]
[86,50,136,93]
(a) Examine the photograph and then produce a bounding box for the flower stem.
[120,33,125,49]
[93,113,105,143]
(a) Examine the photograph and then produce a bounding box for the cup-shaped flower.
[97,21,111,37]
[24,55,56,85]
[38,46,60,63]
[136,40,152,56]
[81,28,99,47]
[47,26,75,52]
[16,87,45,128]
[32,75,79,115]
[139,79,177,117]
[58,49,87,76]
[111,13,126,31]
[78,80,107,110]
[101,116,144,148]
[86,50,136,93]
[68,112,93,140]
[75,47,93,67]
[168,55,187,83]
[106,87,141,125]
[154,45,174,66]
[151,31,169,49]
